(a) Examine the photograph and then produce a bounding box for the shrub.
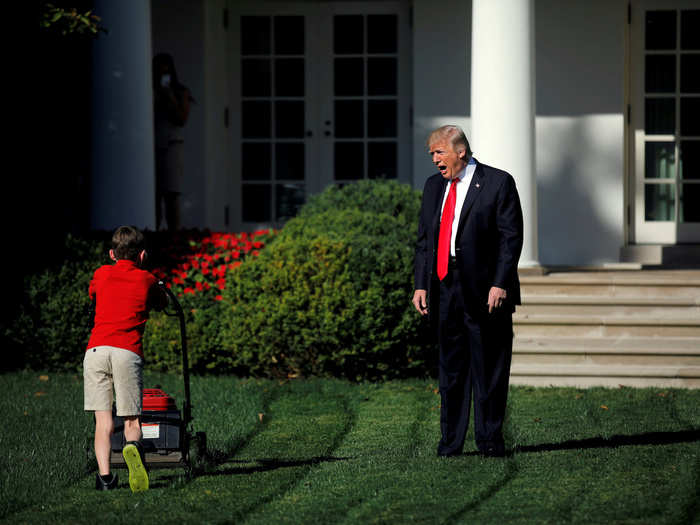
[220,181,432,380]
[5,235,109,371]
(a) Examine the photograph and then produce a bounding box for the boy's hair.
[112,226,145,261]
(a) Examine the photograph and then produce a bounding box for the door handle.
[324,130,332,137]
[306,130,313,137]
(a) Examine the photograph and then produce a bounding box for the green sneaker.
[122,441,149,493]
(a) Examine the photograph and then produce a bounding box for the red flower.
[232,250,241,259]
[202,267,210,276]
[252,250,260,257]
[230,261,241,269]
[253,241,263,249]
[214,295,223,301]
[195,282,204,291]
[216,278,226,289]
[183,287,195,295]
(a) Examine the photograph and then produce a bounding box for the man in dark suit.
[413,125,523,457]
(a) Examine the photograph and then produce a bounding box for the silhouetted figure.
[153,53,192,231]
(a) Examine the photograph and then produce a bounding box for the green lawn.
[1,371,699,524]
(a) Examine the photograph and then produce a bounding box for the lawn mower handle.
[158,281,192,427]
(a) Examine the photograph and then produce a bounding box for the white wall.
[151,0,207,228]
[412,0,626,265]
[412,0,472,187]
[534,0,626,265]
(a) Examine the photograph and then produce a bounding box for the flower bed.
[150,229,277,301]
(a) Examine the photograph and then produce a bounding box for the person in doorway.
[153,53,193,231]
[412,125,523,457]
[84,226,167,491]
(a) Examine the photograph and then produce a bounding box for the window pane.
[276,183,305,221]
[368,100,397,137]
[367,15,397,53]
[680,98,700,136]
[241,16,270,55]
[368,142,397,179]
[368,57,397,95]
[242,101,271,138]
[275,58,304,97]
[242,143,271,181]
[645,55,675,93]
[242,184,271,222]
[681,10,700,50]
[275,101,304,138]
[645,183,675,221]
[645,98,675,134]
[276,143,305,181]
[335,58,364,96]
[680,183,700,222]
[274,16,304,55]
[334,15,363,54]
[241,59,271,97]
[335,142,364,180]
[680,141,700,180]
[646,11,676,50]
[680,55,700,93]
[645,142,675,179]
[335,100,364,138]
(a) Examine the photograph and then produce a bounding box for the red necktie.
[437,178,459,281]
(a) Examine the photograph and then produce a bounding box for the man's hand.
[412,289,429,316]
[487,286,507,313]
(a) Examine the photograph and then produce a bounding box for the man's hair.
[112,226,145,261]
[426,125,472,156]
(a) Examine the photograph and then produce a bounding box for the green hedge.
[7,181,434,379]
[218,181,432,380]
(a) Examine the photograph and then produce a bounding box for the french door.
[229,1,411,230]
[630,1,700,243]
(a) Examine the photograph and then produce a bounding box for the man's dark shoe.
[437,448,462,457]
[95,472,118,490]
[480,443,506,458]
[123,441,149,493]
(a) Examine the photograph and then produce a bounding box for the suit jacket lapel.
[456,160,485,241]
[431,177,449,236]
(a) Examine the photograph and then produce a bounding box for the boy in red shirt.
[84,226,167,492]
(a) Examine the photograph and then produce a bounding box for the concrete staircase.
[511,270,700,388]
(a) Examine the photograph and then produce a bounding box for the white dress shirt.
[440,157,477,256]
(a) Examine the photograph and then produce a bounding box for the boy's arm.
[148,280,169,312]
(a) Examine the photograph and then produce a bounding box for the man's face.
[429,141,467,180]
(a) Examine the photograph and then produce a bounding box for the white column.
[471,0,538,267]
[91,0,155,230]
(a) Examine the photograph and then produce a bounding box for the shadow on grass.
[511,428,700,455]
[200,455,351,477]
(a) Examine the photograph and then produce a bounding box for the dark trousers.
[437,260,513,455]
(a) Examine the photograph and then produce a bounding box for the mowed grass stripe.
[241,381,519,525]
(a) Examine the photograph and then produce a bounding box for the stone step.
[513,314,700,337]
[520,272,700,298]
[510,363,700,378]
[514,335,700,353]
[509,374,700,389]
[518,295,699,316]
[512,353,700,366]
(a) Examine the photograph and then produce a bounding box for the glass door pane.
[633,3,700,243]
[239,14,307,226]
[331,13,399,183]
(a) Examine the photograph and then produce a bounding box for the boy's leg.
[94,410,114,476]
[84,348,115,478]
[123,416,142,442]
[111,347,148,492]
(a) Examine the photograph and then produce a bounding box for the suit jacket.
[414,158,524,323]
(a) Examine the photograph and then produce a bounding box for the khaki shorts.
[84,346,143,416]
